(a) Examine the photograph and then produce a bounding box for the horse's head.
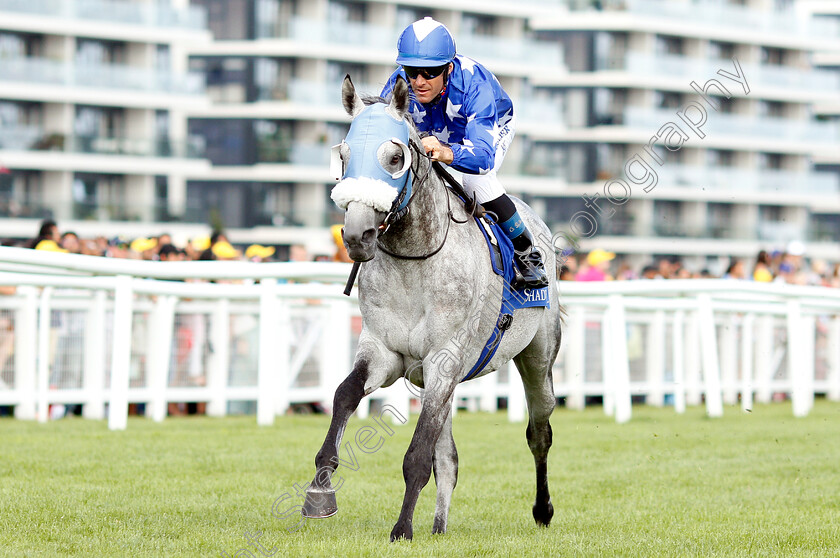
[330,75,414,262]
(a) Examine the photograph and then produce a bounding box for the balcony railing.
[594,52,840,94]
[457,34,562,66]
[614,164,840,195]
[0,0,207,30]
[0,128,206,158]
[570,0,840,40]
[256,139,329,166]
[256,79,382,106]
[256,16,392,48]
[622,107,840,144]
[0,56,205,95]
[256,17,562,67]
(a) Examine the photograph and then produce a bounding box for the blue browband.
[342,104,413,212]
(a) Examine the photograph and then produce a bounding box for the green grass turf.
[1,401,839,557]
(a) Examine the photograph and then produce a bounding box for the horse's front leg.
[390,364,460,541]
[303,340,401,518]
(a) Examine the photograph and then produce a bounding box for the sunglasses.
[403,64,448,80]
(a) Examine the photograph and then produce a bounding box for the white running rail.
[0,246,837,429]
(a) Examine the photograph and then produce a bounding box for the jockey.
[380,17,549,289]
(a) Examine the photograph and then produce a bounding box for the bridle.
[375,137,470,261]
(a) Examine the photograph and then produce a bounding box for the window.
[328,0,366,23]
[759,153,784,170]
[327,61,366,86]
[709,41,735,60]
[653,200,683,236]
[707,150,735,167]
[655,91,683,109]
[395,7,432,29]
[761,47,784,66]
[707,203,734,239]
[462,13,496,36]
[758,100,785,118]
[655,35,683,56]
[76,39,125,65]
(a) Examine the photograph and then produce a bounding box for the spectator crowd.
[11,219,353,265]
[561,240,840,287]
[7,219,839,288]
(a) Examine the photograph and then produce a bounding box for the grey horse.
[303,76,563,541]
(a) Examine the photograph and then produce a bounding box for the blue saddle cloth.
[461,217,550,382]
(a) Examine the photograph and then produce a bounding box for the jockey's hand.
[422,136,454,165]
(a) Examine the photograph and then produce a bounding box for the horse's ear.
[342,74,365,118]
[389,76,410,119]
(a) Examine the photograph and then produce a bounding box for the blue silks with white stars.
[381,55,513,176]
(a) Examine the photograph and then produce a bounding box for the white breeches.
[461,115,515,204]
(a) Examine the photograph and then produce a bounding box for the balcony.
[0,0,207,30]
[0,57,205,96]
[457,34,562,67]
[257,16,392,49]
[594,52,840,95]
[622,107,840,145]
[566,0,840,40]
[621,164,840,196]
[255,17,562,68]
[256,139,329,166]
[0,127,206,159]
[257,79,382,106]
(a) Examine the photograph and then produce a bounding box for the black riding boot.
[511,229,549,289]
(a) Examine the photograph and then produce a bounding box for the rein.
[375,138,464,261]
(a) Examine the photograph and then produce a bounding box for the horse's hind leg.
[514,342,558,527]
[432,398,458,535]
[303,341,401,518]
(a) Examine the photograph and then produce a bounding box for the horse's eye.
[390,154,402,166]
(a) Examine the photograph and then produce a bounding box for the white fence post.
[697,294,723,418]
[565,306,585,410]
[684,309,702,406]
[257,279,279,426]
[109,276,133,431]
[828,316,840,402]
[206,298,230,417]
[672,310,686,414]
[646,310,666,407]
[609,295,632,424]
[36,287,53,423]
[147,295,177,422]
[478,372,498,413]
[755,315,775,404]
[82,290,107,420]
[507,360,527,422]
[14,287,38,420]
[601,304,614,417]
[740,313,755,413]
[720,313,738,406]
[322,299,352,411]
[788,301,814,418]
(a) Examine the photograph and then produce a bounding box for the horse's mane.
[361,94,387,106]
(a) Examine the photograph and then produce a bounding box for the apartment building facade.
[531,0,840,271]
[0,0,212,242]
[0,0,837,267]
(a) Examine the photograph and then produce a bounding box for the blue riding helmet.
[396,17,456,67]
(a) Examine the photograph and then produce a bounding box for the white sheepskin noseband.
[331,177,399,213]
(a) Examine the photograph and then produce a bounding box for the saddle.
[432,163,550,381]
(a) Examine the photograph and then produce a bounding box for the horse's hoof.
[301,486,337,518]
[533,499,554,527]
[389,521,413,542]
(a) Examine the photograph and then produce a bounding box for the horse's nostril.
[361,228,377,244]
